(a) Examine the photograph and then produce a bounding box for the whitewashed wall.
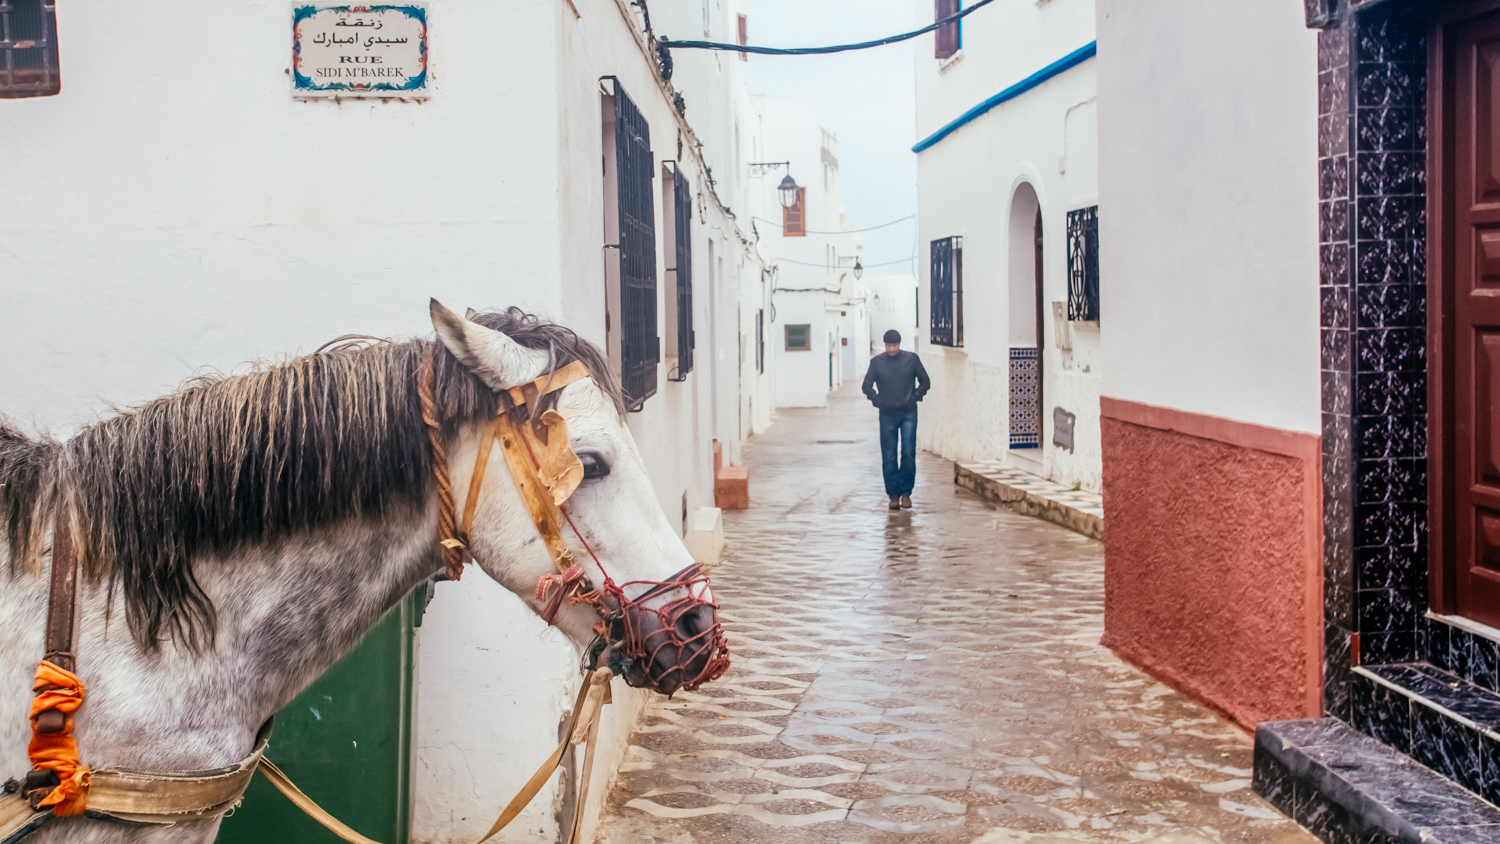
[1095,0,1320,433]
[912,0,1101,491]
[0,0,765,842]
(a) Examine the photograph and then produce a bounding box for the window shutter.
[737,14,748,61]
[782,188,806,237]
[934,0,960,60]
[1066,206,1100,321]
[608,80,660,410]
[0,0,61,98]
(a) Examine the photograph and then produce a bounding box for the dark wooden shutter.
[0,0,61,98]
[783,188,806,237]
[934,0,960,60]
[737,14,748,61]
[673,170,694,378]
[611,81,659,410]
[1443,10,1500,626]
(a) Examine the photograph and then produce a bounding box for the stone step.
[953,459,1103,539]
[1254,717,1500,842]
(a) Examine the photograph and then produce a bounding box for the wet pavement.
[594,385,1315,844]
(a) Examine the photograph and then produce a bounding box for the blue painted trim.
[911,41,1097,153]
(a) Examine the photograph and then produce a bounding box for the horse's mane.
[0,308,622,653]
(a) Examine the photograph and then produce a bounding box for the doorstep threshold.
[953,460,1103,540]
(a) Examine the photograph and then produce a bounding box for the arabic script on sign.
[293,5,428,97]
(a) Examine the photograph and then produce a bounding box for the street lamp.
[853,259,863,280]
[776,174,799,209]
[748,162,799,209]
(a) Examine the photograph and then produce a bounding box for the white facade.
[757,100,868,408]
[1095,0,1321,434]
[867,274,921,354]
[0,0,772,841]
[912,0,1101,491]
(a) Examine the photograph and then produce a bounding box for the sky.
[736,0,920,276]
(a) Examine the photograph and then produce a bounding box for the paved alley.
[593,386,1315,844]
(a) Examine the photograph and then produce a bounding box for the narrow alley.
[593,386,1315,844]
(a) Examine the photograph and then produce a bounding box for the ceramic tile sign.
[293,5,428,98]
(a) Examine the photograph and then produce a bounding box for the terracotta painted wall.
[1100,398,1323,726]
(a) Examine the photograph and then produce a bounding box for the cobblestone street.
[593,386,1315,844]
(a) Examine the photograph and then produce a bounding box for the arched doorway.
[1007,183,1044,451]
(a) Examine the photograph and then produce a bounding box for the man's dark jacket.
[862,350,931,413]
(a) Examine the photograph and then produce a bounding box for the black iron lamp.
[853,259,863,280]
[777,174,800,209]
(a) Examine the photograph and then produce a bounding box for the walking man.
[862,330,931,510]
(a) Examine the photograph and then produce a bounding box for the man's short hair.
[883,330,901,344]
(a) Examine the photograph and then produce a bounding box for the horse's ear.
[465,307,480,320]
[430,299,549,391]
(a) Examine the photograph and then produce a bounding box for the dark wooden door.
[1449,9,1500,625]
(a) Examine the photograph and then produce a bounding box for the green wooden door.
[217,590,422,844]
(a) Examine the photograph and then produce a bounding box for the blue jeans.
[879,409,918,497]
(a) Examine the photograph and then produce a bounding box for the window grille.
[934,0,960,60]
[668,168,695,380]
[607,79,660,410]
[1066,206,1100,321]
[755,309,765,373]
[782,188,806,237]
[1,0,60,99]
[785,324,811,351]
[929,236,963,347]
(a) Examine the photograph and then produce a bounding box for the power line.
[754,214,915,235]
[658,0,995,56]
[773,256,917,269]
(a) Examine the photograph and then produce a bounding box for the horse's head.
[430,300,728,695]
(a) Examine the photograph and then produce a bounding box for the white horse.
[0,301,725,842]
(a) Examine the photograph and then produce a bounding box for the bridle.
[416,343,729,694]
[0,340,727,844]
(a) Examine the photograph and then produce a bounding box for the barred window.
[664,163,695,381]
[1,0,61,99]
[755,309,765,373]
[930,236,963,347]
[934,0,960,60]
[785,324,811,352]
[603,78,660,410]
[1066,206,1100,321]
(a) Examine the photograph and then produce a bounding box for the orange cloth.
[27,660,90,816]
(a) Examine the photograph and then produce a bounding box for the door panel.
[216,592,419,843]
[1451,10,1500,624]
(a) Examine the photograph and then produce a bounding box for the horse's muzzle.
[602,564,730,695]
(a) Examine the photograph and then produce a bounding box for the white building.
[911,0,1100,490]
[0,0,771,841]
[756,99,868,408]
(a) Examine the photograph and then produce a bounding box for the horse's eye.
[578,451,611,480]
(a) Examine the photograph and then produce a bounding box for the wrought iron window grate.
[1,0,60,98]
[668,168,695,381]
[929,236,963,347]
[1066,206,1100,321]
[609,79,660,410]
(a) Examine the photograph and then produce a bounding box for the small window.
[784,324,811,351]
[930,237,963,347]
[1,0,61,99]
[1066,206,1100,321]
[934,0,960,60]
[737,14,748,61]
[782,187,806,237]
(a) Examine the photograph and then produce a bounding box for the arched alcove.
[1007,183,1043,449]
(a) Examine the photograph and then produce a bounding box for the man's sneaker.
[900,496,913,509]
[889,497,901,511]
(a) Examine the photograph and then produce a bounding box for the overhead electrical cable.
[658,0,996,56]
[754,214,916,235]
[774,256,917,269]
